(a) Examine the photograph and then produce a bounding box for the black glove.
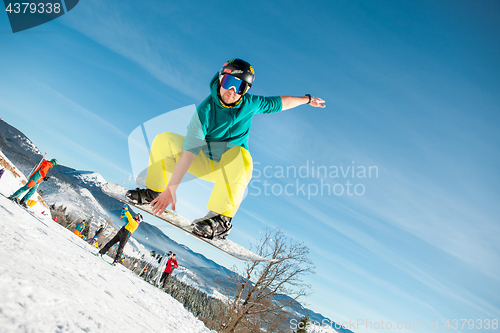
[43,176,50,181]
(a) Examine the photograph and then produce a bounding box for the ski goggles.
[219,74,251,95]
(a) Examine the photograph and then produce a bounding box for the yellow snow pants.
[145,132,253,218]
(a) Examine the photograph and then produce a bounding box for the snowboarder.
[98,204,143,265]
[126,58,325,240]
[8,158,57,207]
[74,220,86,238]
[160,254,178,289]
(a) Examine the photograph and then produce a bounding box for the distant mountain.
[0,118,44,173]
[0,119,349,331]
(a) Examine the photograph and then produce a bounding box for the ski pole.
[28,153,47,178]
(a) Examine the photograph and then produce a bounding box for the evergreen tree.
[295,314,310,333]
[82,216,93,238]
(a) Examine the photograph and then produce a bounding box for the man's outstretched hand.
[151,187,177,216]
[310,96,326,108]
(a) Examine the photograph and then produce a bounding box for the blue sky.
[1,1,499,332]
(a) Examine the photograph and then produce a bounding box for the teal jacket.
[183,72,282,161]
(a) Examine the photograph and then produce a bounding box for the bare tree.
[220,228,315,333]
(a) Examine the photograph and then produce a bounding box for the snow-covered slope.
[0,195,214,333]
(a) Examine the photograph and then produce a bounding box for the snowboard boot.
[19,199,28,208]
[7,196,19,204]
[191,211,232,240]
[126,187,161,205]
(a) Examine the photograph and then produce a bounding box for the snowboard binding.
[125,187,160,205]
[191,211,232,240]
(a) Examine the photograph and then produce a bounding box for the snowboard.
[101,183,275,262]
[93,252,115,266]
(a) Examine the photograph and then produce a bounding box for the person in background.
[88,224,104,246]
[8,158,57,207]
[151,252,171,287]
[74,220,86,238]
[160,254,179,289]
[98,204,143,265]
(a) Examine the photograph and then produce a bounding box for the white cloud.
[59,0,207,101]
[37,82,129,140]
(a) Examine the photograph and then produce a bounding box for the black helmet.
[220,59,255,87]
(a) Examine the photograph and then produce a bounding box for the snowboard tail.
[101,183,274,262]
[93,252,115,266]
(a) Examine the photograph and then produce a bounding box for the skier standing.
[160,254,179,289]
[126,59,325,240]
[145,254,162,282]
[8,158,57,207]
[74,220,86,238]
[98,204,143,265]
[140,251,156,278]
[140,266,148,278]
[151,252,171,287]
[88,224,104,245]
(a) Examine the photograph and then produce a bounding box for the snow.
[127,236,153,259]
[0,158,214,333]
[16,134,42,156]
[75,172,107,187]
[79,187,108,216]
[42,178,108,221]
